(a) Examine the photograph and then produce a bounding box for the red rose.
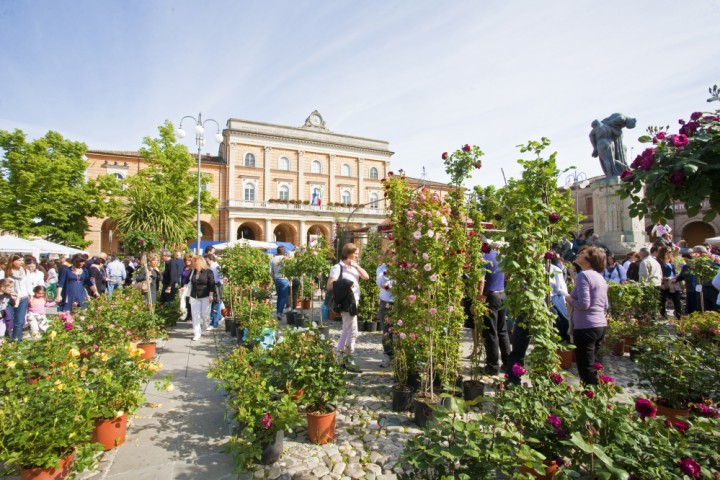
[441,152,449,160]
[669,171,686,186]
[138,239,144,245]
[388,171,394,176]
[462,144,471,152]
[494,213,502,221]
[548,212,560,224]
[481,242,491,254]
[620,169,634,182]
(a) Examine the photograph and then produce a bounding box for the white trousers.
[336,311,359,354]
[189,296,211,337]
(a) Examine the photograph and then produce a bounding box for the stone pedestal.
[591,177,648,255]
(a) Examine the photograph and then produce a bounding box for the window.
[369,193,379,208]
[585,196,594,215]
[369,167,379,179]
[341,164,351,176]
[244,183,255,201]
[278,185,289,200]
[244,153,255,167]
[278,157,289,170]
[342,190,351,204]
[311,160,322,174]
[112,173,124,181]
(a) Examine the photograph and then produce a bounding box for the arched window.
[278,185,290,200]
[341,164,351,176]
[369,192,379,208]
[244,153,255,167]
[278,157,290,170]
[311,160,322,174]
[244,183,255,202]
[369,167,379,179]
[342,190,352,205]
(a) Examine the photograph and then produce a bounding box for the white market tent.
[214,238,275,251]
[0,235,41,258]
[30,239,87,256]
[705,236,720,246]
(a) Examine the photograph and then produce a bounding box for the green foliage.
[118,121,219,249]
[687,256,719,283]
[0,129,120,247]
[121,229,164,255]
[236,297,275,343]
[677,311,720,349]
[621,84,720,222]
[633,334,720,409]
[222,245,271,291]
[500,139,575,376]
[357,232,382,323]
[208,347,302,471]
[472,185,502,223]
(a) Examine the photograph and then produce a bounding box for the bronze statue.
[590,113,637,178]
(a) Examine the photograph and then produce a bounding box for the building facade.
[84,112,393,254]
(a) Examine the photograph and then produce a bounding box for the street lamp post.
[176,113,223,255]
[565,170,590,238]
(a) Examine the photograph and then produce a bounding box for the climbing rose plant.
[621,84,720,222]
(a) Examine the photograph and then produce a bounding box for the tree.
[117,121,219,249]
[472,185,503,222]
[0,129,119,247]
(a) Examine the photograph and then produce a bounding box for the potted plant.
[633,334,717,415]
[0,340,102,479]
[235,297,275,345]
[116,289,167,359]
[463,347,485,402]
[391,347,414,412]
[677,311,720,349]
[276,329,347,444]
[209,347,302,469]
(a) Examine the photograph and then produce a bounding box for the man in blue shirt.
[478,243,511,375]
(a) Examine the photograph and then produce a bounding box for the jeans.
[107,276,123,299]
[574,327,607,385]
[274,278,290,316]
[9,296,29,342]
[482,291,511,371]
[210,283,223,327]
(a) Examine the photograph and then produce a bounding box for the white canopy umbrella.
[30,239,87,256]
[704,236,720,246]
[214,238,275,251]
[0,235,42,258]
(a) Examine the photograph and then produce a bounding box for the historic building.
[84,112,394,254]
[565,175,720,247]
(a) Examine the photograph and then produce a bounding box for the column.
[265,218,273,243]
[328,154,336,203]
[228,217,236,242]
[297,150,305,202]
[228,143,235,203]
[263,146,272,202]
[357,158,364,204]
[299,219,306,247]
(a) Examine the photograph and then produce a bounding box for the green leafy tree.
[472,185,503,222]
[117,121,218,249]
[357,231,382,323]
[0,129,120,247]
[500,138,575,375]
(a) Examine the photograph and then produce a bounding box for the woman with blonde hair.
[187,255,216,341]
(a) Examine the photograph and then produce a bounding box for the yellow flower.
[7,361,16,369]
[165,384,175,392]
[49,330,57,339]
[115,410,124,419]
[54,379,63,391]
[99,353,109,362]
[68,348,80,358]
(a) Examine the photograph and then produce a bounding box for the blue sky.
[1,0,718,188]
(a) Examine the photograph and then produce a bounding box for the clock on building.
[304,111,326,129]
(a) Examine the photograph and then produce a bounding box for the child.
[27,285,50,338]
[0,278,15,342]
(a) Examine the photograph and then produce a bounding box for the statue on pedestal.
[589,113,637,178]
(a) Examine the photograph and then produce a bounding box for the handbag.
[133,264,150,293]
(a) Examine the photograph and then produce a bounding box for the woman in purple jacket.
[565,246,609,385]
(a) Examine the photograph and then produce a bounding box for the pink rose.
[670,134,689,148]
[429,274,438,282]
[429,307,437,315]
[424,263,432,271]
[261,413,273,429]
[548,212,560,224]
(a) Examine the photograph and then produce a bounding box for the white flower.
[413,230,422,240]
[427,230,435,238]
[320,334,326,341]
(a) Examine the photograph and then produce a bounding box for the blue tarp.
[188,240,224,254]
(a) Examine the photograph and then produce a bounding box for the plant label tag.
[695,285,703,292]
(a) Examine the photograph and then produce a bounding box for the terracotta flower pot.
[20,453,74,480]
[520,460,559,479]
[92,413,128,450]
[558,349,574,370]
[302,299,311,310]
[137,342,156,360]
[307,408,336,444]
[612,340,625,357]
[656,402,690,423]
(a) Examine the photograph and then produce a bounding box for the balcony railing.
[225,200,385,215]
